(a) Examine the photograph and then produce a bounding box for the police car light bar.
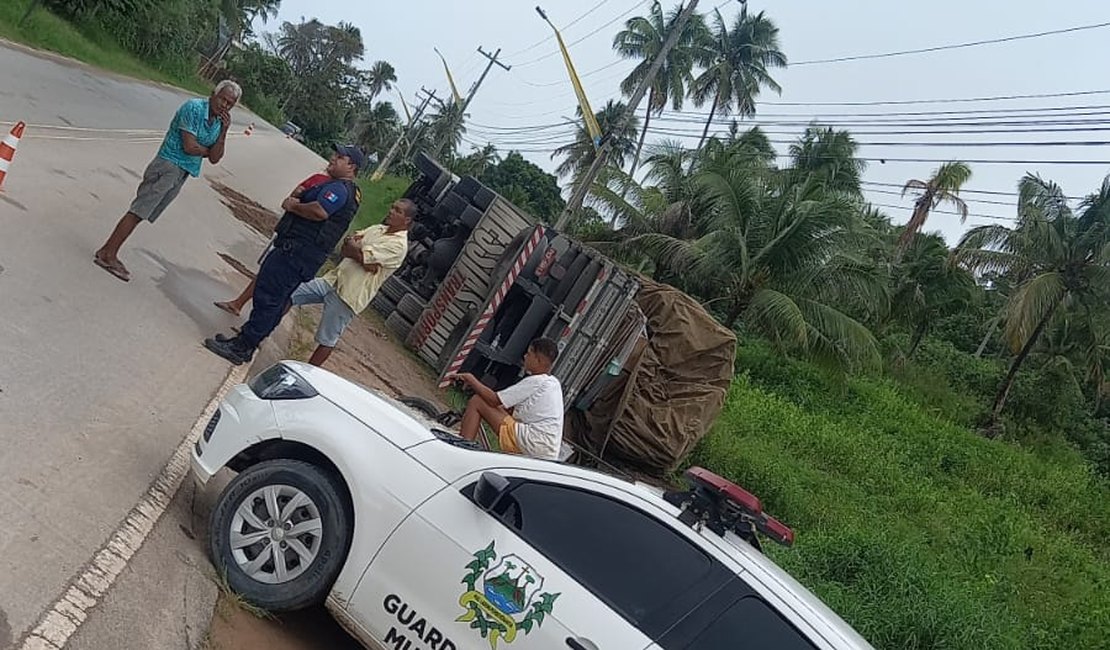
[664,466,796,549]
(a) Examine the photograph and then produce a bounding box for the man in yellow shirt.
[288,199,414,366]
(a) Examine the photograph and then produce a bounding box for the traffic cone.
[243,122,255,136]
[0,121,25,192]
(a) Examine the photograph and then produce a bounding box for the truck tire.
[460,205,484,229]
[370,293,396,317]
[397,293,427,322]
[414,152,443,180]
[439,192,469,219]
[455,176,482,201]
[208,459,352,613]
[427,172,452,203]
[381,277,409,303]
[473,187,496,211]
[386,312,413,340]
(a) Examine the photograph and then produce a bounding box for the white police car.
[193,361,874,650]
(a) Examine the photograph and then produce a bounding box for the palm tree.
[220,0,279,41]
[613,1,706,177]
[353,101,402,158]
[954,173,1110,434]
[453,144,500,177]
[365,61,397,100]
[896,161,971,262]
[611,144,885,368]
[553,100,640,180]
[889,233,976,357]
[788,125,867,194]
[689,6,786,149]
[427,100,468,161]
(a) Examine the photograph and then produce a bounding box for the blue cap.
[333,143,367,169]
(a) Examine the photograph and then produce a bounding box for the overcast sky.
[264,0,1110,242]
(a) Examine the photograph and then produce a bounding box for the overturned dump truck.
[370,154,736,474]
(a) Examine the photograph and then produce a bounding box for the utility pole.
[555,0,701,230]
[462,47,511,113]
[372,87,439,181]
[430,47,509,161]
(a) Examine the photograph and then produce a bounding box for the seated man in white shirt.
[452,338,564,460]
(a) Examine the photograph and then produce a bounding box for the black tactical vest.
[275,180,362,270]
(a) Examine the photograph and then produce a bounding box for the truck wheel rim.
[229,484,323,585]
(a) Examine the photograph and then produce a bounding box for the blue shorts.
[290,278,355,347]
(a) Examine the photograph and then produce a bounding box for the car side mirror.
[474,472,510,511]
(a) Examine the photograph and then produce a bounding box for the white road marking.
[17,363,251,650]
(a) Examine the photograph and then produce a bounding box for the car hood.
[285,361,439,449]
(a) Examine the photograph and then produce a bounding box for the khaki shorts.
[497,416,522,455]
[129,156,189,223]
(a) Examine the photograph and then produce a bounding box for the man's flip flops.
[94,253,130,282]
[214,301,241,316]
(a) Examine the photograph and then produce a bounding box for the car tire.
[208,459,352,613]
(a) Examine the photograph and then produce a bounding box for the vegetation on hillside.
[693,342,1110,650]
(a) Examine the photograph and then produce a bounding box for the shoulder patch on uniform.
[323,190,340,204]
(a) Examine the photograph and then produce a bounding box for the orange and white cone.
[243,122,255,136]
[0,121,25,192]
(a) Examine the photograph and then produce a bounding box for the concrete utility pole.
[462,47,511,113]
[372,87,439,181]
[555,0,702,230]
[431,47,509,161]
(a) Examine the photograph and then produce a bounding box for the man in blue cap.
[204,144,365,364]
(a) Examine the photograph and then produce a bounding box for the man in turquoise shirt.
[94,80,241,282]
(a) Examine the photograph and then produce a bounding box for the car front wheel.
[208,459,352,612]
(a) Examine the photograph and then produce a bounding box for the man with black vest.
[203,144,365,365]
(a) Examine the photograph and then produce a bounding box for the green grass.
[352,175,410,231]
[0,0,208,95]
[690,344,1110,649]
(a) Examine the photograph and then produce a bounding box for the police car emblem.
[457,541,559,647]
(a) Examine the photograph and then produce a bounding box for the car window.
[491,481,719,632]
[690,596,818,650]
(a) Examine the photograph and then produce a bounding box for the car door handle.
[566,638,597,650]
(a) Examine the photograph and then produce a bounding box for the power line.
[867,201,1016,223]
[470,123,1110,150]
[513,0,652,67]
[861,180,1084,201]
[863,186,1017,208]
[505,0,619,57]
[471,104,1110,132]
[669,103,1110,120]
[792,20,1110,66]
[755,88,1110,108]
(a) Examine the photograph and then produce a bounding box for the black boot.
[204,334,254,365]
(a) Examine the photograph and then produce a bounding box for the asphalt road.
[0,42,327,648]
